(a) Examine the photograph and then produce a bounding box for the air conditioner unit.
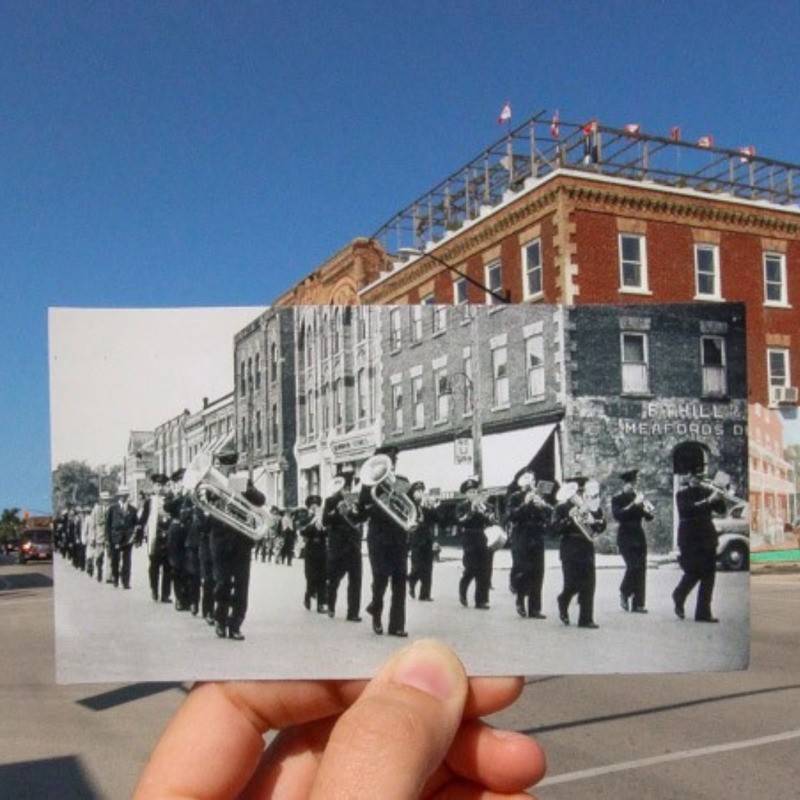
[770,385,799,405]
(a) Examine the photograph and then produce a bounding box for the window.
[522,239,543,299]
[389,308,402,350]
[307,389,316,436]
[701,336,727,397]
[694,244,721,299]
[485,261,504,306]
[333,378,343,428]
[432,303,447,335]
[525,334,545,400]
[768,348,790,389]
[270,342,278,382]
[240,362,246,394]
[764,253,788,305]
[392,382,403,432]
[410,306,423,344]
[434,367,449,422]
[271,403,279,446]
[621,332,650,394]
[256,410,263,449]
[357,368,369,422]
[255,353,261,389]
[412,374,424,428]
[454,277,468,305]
[619,234,648,292]
[492,345,509,407]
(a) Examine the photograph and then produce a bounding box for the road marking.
[539,729,800,786]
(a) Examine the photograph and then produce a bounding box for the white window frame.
[410,305,423,344]
[485,260,503,306]
[522,239,543,300]
[701,335,727,398]
[764,252,788,306]
[767,348,790,389]
[621,332,650,395]
[491,344,510,408]
[391,382,403,432]
[389,308,402,351]
[453,276,468,305]
[694,244,722,300]
[619,233,650,294]
[525,333,546,400]
[412,374,424,429]
[433,367,449,423]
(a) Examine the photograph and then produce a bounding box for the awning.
[396,423,557,495]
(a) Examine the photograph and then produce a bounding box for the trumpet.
[556,482,600,542]
[634,492,656,515]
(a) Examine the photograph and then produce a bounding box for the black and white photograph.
[49,302,749,683]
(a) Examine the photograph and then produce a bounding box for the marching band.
[53,447,741,643]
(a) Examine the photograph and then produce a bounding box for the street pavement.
[55,545,748,682]
[1,552,798,799]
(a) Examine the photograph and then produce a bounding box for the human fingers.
[444,718,546,793]
[462,676,525,720]
[134,679,366,800]
[307,639,469,800]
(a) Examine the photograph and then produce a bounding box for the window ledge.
[619,287,653,296]
[693,294,725,303]
[764,301,792,310]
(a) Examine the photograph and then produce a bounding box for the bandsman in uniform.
[672,465,727,623]
[554,477,606,629]
[507,470,552,619]
[298,494,327,613]
[361,446,411,637]
[407,482,440,602]
[323,478,365,622]
[611,469,654,614]
[456,477,497,610]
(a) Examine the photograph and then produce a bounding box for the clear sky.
[2,1,799,514]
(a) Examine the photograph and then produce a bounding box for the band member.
[105,486,138,589]
[166,472,192,612]
[507,471,552,619]
[276,510,297,566]
[184,496,204,616]
[407,482,440,602]
[147,483,172,603]
[362,446,410,636]
[324,478,365,622]
[299,495,327,613]
[210,454,265,641]
[554,477,606,628]
[456,477,497,610]
[611,469,654,613]
[88,492,111,583]
[672,465,727,623]
[197,505,216,625]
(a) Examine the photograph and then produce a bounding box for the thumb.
[309,639,468,800]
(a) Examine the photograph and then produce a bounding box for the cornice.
[564,183,800,235]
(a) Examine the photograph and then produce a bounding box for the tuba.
[358,454,418,532]
[556,482,598,543]
[182,451,271,541]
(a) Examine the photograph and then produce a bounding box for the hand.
[134,639,546,799]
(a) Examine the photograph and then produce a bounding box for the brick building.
[233,309,298,509]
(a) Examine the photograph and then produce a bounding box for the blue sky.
[2,1,799,514]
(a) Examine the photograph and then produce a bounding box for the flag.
[669,126,681,141]
[498,101,511,124]
[697,135,714,148]
[582,119,598,136]
[550,110,560,138]
[739,145,756,162]
[624,123,641,136]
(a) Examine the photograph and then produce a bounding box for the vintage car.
[714,503,750,571]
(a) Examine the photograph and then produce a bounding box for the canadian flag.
[697,135,714,148]
[582,119,598,136]
[550,110,560,138]
[498,101,512,124]
[739,145,756,162]
[624,123,641,136]
[669,126,682,141]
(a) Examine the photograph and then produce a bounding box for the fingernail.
[390,640,462,701]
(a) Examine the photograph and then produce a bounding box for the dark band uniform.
[554,482,606,628]
[298,497,327,613]
[323,490,365,621]
[106,493,138,589]
[672,473,726,622]
[456,479,496,610]
[407,482,440,602]
[611,470,654,612]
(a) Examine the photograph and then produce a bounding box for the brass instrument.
[326,476,361,531]
[182,451,271,541]
[556,481,600,542]
[634,491,656,515]
[358,454,419,532]
[698,470,741,504]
